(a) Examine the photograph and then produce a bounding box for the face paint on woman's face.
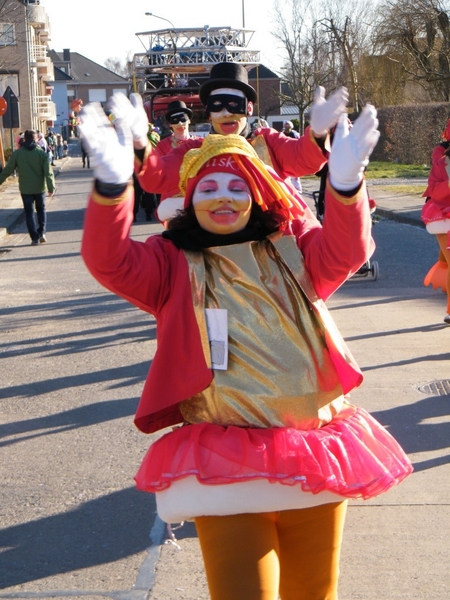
[192,171,252,234]
[208,88,253,136]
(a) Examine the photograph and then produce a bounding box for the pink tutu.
[421,199,450,224]
[135,405,412,500]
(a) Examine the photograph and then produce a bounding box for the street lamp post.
[144,12,175,28]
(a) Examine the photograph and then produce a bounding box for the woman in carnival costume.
[80,95,412,600]
[422,119,450,324]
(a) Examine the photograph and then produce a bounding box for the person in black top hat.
[158,100,196,152]
[134,100,198,222]
[165,99,193,120]
[199,62,257,138]
[89,63,350,222]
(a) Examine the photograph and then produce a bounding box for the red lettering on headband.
[203,156,238,170]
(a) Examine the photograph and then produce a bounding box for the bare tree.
[357,53,410,107]
[271,0,333,133]
[104,54,133,79]
[318,0,376,112]
[375,0,450,101]
[271,0,379,122]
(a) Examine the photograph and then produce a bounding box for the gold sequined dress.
[136,239,412,522]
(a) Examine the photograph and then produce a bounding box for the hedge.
[371,102,450,165]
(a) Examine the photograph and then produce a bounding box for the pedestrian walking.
[80,137,90,168]
[0,129,55,245]
[56,134,64,159]
[80,96,412,600]
[46,131,56,166]
[36,131,47,152]
[422,118,450,324]
[282,120,300,139]
[140,123,161,221]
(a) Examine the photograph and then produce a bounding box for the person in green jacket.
[0,129,55,245]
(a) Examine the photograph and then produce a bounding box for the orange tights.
[436,234,450,312]
[195,501,347,600]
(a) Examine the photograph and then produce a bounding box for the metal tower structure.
[132,25,260,126]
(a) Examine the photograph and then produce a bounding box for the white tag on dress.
[205,308,228,370]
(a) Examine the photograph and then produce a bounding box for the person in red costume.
[120,63,349,222]
[422,119,450,325]
[155,100,198,155]
[146,100,199,221]
[80,95,412,600]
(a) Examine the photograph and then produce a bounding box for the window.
[88,89,106,102]
[0,23,15,46]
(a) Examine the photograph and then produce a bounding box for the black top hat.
[165,100,193,119]
[199,62,257,104]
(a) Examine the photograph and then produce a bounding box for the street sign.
[0,97,7,116]
[2,86,20,128]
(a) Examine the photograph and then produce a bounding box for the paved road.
[1,158,449,599]
[0,160,165,597]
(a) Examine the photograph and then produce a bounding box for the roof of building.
[48,50,128,84]
[281,104,299,116]
[248,65,280,80]
[53,65,73,81]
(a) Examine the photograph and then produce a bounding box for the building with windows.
[47,49,130,137]
[0,0,55,152]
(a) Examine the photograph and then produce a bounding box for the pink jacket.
[422,144,450,223]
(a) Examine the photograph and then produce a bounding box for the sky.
[41,0,285,74]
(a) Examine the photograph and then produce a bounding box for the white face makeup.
[169,114,191,140]
[208,88,253,136]
[192,171,252,234]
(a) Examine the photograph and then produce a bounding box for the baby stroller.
[313,167,379,281]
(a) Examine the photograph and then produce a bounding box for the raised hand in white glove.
[328,104,380,192]
[310,86,349,137]
[78,101,134,185]
[109,92,149,149]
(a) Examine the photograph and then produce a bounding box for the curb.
[375,207,425,229]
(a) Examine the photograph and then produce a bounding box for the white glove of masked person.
[328,104,380,191]
[78,100,134,184]
[310,86,349,137]
[109,93,149,149]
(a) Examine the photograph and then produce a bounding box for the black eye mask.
[206,94,248,115]
[168,114,189,124]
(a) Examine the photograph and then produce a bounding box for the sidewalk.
[0,164,427,242]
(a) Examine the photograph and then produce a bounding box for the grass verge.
[374,185,425,196]
[365,161,430,179]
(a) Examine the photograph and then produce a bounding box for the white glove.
[109,92,149,149]
[310,86,349,137]
[78,102,134,184]
[328,104,380,191]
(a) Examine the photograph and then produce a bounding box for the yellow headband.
[179,134,305,218]
[179,135,259,194]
